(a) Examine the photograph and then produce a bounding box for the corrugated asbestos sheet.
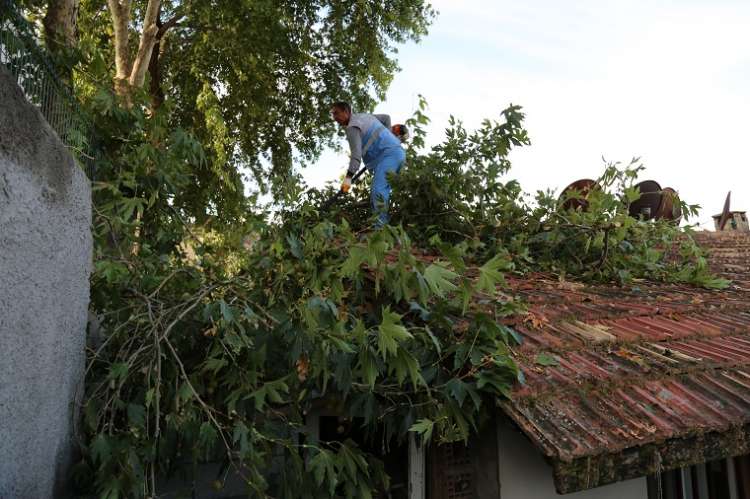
[500,231,750,493]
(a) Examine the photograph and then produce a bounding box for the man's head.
[391,124,408,142]
[331,101,352,126]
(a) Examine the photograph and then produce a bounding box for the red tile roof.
[500,231,750,493]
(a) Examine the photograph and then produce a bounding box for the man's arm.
[345,127,362,176]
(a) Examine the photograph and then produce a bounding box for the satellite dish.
[558,179,599,212]
[628,180,662,220]
[656,187,682,224]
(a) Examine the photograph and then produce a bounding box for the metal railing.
[0,0,97,179]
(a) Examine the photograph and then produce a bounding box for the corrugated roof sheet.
[500,231,750,493]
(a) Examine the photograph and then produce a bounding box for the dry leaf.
[296,356,310,382]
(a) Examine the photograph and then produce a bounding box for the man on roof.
[331,101,407,226]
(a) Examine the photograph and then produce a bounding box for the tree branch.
[147,9,185,111]
[157,13,183,38]
[129,0,162,89]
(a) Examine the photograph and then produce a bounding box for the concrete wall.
[497,419,648,498]
[0,65,92,498]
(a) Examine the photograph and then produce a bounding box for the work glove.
[341,175,352,193]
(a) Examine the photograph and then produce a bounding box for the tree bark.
[147,13,181,110]
[43,0,80,51]
[107,0,133,98]
[128,0,161,89]
[106,0,176,103]
[147,17,165,110]
[43,0,80,84]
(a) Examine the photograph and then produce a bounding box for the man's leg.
[370,148,405,227]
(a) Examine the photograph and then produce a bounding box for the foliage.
[391,99,531,246]
[75,96,728,497]
[80,209,522,498]
[525,161,725,287]
[72,0,435,205]
[18,2,726,495]
[326,98,722,288]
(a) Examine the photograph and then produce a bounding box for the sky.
[304,0,750,229]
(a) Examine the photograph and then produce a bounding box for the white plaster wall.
[0,65,92,498]
[498,420,648,499]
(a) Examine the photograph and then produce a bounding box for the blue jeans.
[370,146,406,227]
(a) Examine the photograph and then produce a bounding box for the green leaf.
[338,442,360,482]
[624,186,642,203]
[423,263,458,298]
[108,363,129,382]
[359,349,379,389]
[267,378,290,403]
[202,357,228,374]
[326,333,356,354]
[177,382,193,403]
[127,404,145,429]
[409,418,434,443]
[286,234,303,259]
[391,348,423,387]
[465,383,482,410]
[535,352,559,366]
[91,434,111,465]
[477,253,511,293]
[351,319,368,341]
[377,307,413,359]
[341,246,368,276]
[698,275,731,289]
[95,260,129,284]
[445,378,469,406]
[366,237,389,266]
[232,422,250,456]
[308,449,338,494]
[424,326,442,354]
[119,196,145,220]
[505,326,523,345]
[219,300,235,324]
[476,371,512,397]
[248,378,289,410]
[198,421,218,452]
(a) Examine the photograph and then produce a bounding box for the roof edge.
[551,423,750,494]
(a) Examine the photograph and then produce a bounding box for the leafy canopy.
[74,0,435,209]
[76,99,725,498]
[20,2,724,496]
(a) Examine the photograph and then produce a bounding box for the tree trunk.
[105,0,186,109]
[43,0,80,50]
[107,0,133,98]
[106,0,164,101]
[42,0,80,83]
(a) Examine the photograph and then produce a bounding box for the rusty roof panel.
[501,231,750,493]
